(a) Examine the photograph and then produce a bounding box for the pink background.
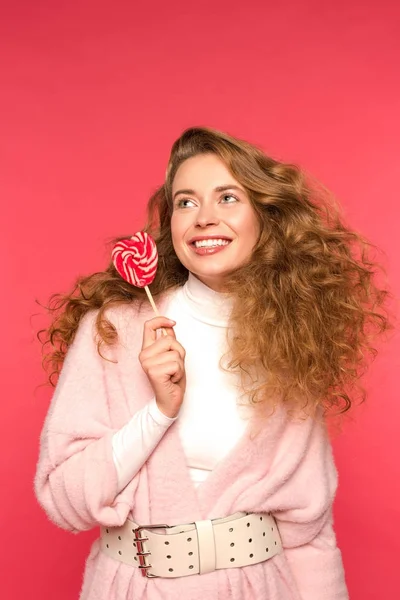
[1,1,399,598]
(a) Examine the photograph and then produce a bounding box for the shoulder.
[104,288,179,332]
[71,287,181,356]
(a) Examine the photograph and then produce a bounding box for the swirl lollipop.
[112,232,163,321]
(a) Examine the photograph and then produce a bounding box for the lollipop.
[112,232,164,323]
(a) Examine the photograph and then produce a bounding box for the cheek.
[170,215,179,240]
[235,211,260,241]
[170,216,186,252]
[250,217,261,240]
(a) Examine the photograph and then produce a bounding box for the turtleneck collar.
[176,272,234,327]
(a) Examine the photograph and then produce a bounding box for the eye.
[221,194,238,203]
[175,198,196,208]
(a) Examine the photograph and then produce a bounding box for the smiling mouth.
[188,238,232,255]
[191,239,231,249]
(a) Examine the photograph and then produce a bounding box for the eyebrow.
[173,184,245,201]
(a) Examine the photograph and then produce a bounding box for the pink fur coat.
[34,297,349,600]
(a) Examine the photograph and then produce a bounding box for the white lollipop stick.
[144,285,160,315]
[144,285,168,337]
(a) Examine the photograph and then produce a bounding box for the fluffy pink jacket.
[34,297,349,600]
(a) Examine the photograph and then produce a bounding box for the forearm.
[278,511,349,600]
[111,397,178,492]
[284,538,348,599]
[35,429,134,532]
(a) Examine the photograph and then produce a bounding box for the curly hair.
[39,126,395,417]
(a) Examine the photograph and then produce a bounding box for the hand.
[139,316,186,418]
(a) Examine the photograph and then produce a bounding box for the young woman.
[35,127,392,600]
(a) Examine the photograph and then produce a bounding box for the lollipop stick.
[144,286,160,315]
[144,286,168,337]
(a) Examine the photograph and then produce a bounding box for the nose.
[195,203,220,228]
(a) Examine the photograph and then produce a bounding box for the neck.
[177,272,234,327]
[191,274,228,293]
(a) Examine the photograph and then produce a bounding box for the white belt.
[100,511,282,578]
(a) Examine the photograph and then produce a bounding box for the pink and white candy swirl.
[112,232,158,287]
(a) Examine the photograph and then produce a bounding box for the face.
[170,153,260,292]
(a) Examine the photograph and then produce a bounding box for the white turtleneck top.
[111,273,251,492]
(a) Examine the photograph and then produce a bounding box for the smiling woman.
[170,154,260,291]
[34,126,393,600]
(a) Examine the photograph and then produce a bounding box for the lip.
[189,243,231,256]
[187,236,233,257]
[187,234,233,244]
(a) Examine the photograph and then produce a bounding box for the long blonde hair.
[40,126,395,417]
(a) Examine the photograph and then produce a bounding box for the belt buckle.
[133,523,171,578]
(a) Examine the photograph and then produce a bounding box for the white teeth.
[193,239,230,248]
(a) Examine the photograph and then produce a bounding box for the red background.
[1,1,399,598]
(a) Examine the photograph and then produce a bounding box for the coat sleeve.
[34,310,139,533]
[272,414,349,600]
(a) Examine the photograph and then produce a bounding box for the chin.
[193,269,231,283]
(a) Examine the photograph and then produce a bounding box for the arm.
[283,512,348,600]
[34,311,175,533]
[272,414,349,600]
[112,397,177,492]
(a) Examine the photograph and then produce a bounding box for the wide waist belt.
[100,511,282,578]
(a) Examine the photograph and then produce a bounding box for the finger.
[171,366,186,384]
[141,350,182,370]
[142,317,176,350]
[140,338,186,362]
[160,326,176,340]
[147,361,184,383]
[162,361,185,383]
